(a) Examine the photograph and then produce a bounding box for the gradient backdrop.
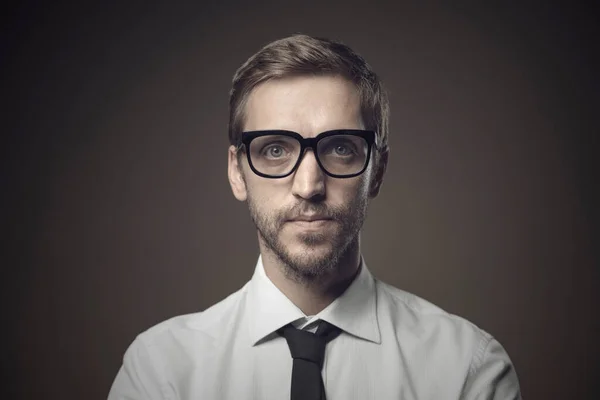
[3,1,598,399]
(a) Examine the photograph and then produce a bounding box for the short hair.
[228,34,390,164]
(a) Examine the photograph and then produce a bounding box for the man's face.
[228,75,385,282]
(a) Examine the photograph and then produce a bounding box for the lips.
[287,216,334,232]
[289,215,331,222]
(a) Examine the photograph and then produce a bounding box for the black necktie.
[278,320,342,400]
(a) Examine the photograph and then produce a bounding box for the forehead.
[243,75,363,136]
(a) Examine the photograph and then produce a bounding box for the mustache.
[282,204,340,221]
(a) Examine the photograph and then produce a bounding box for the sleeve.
[107,337,169,400]
[460,335,522,400]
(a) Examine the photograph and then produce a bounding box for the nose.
[291,148,326,200]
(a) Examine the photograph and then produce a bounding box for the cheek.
[328,179,368,204]
[247,184,286,213]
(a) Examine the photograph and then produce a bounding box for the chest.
[172,334,467,400]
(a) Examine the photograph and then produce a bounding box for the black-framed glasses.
[237,129,378,179]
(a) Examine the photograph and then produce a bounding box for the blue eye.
[261,143,291,159]
[266,146,284,158]
[323,140,357,157]
[333,145,352,155]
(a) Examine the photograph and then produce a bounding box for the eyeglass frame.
[236,129,379,179]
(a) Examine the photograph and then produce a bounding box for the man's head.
[227,34,389,284]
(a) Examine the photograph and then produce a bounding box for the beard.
[246,190,369,285]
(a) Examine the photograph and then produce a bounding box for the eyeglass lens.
[248,134,368,177]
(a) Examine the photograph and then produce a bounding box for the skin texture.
[228,75,388,315]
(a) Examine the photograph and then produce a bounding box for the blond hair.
[228,34,389,164]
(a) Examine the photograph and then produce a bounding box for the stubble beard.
[247,193,369,286]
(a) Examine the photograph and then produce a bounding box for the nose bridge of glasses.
[296,141,321,172]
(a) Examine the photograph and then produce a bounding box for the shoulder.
[373,278,521,397]
[109,283,252,399]
[374,278,493,351]
[131,281,250,359]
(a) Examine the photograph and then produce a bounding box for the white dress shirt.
[108,255,521,399]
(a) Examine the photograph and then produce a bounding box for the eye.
[333,144,352,156]
[324,139,357,157]
[262,144,288,158]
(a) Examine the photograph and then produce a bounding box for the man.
[108,34,521,399]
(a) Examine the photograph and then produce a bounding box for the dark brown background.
[2,1,598,399]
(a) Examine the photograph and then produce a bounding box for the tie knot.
[278,321,341,368]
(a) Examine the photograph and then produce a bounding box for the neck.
[260,236,362,315]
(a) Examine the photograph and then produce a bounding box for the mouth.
[287,218,334,229]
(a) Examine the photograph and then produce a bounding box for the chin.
[285,255,338,281]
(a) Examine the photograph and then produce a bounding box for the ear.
[228,145,248,201]
[369,147,389,198]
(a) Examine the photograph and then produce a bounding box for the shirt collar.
[246,254,381,346]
